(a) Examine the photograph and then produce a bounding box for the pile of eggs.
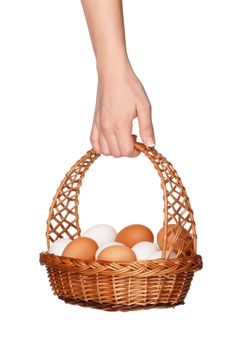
[48,223,193,262]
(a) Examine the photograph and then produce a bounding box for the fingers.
[99,133,111,155]
[90,117,140,157]
[90,122,101,154]
[126,134,141,157]
[99,113,140,157]
[90,115,121,157]
[101,130,121,157]
[137,101,156,147]
[114,123,140,158]
[90,111,154,157]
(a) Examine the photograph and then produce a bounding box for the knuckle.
[113,153,121,158]
[112,150,121,158]
[102,151,110,156]
[90,135,98,144]
[101,146,111,156]
[122,146,134,156]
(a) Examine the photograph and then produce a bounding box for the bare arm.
[81,0,155,157]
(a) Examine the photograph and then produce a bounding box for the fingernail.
[146,137,156,147]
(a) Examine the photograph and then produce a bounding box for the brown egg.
[97,245,137,263]
[62,237,98,260]
[157,224,193,255]
[116,224,154,248]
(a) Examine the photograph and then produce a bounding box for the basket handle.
[46,141,197,258]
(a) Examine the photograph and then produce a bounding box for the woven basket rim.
[40,251,203,276]
[40,251,202,263]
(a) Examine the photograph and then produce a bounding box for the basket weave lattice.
[40,142,203,311]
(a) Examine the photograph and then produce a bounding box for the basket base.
[58,296,185,312]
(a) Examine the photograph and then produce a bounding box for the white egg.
[132,241,159,260]
[148,250,177,260]
[81,224,117,247]
[48,238,72,256]
[95,242,124,260]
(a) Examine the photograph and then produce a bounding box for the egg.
[48,238,72,256]
[81,224,117,247]
[157,224,193,255]
[97,245,137,263]
[148,250,177,260]
[62,237,98,260]
[116,224,154,248]
[132,241,159,260]
[95,241,124,260]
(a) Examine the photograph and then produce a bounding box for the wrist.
[96,53,133,78]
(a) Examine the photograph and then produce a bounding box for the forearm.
[80,0,130,74]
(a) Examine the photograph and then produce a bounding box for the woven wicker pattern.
[40,142,203,311]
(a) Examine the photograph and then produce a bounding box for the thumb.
[137,104,156,147]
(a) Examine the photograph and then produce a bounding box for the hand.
[90,62,155,157]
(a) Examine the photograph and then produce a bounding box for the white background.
[0,0,231,349]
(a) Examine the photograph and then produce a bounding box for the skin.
[81,0,156,157]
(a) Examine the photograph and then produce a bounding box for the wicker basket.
[40,141,203,311]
